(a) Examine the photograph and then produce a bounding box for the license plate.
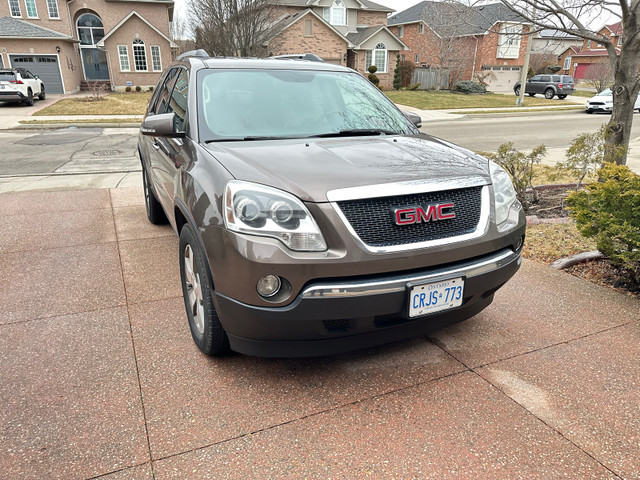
[409,277,464,318]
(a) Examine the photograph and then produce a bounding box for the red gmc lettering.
[394,203,456,225]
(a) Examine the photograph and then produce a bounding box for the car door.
[152,67,190,213]
[144,67,179,210]
[526,75,541,94]
[19,69,39,95]
[537,75,552,94]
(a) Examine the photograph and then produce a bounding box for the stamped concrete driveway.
[0,187,639,479]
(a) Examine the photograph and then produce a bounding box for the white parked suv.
[0,68,46,106]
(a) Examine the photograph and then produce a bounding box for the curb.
[12,122,141,130]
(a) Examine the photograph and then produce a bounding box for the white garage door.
[483,66,521,93]
[9,55,64,94]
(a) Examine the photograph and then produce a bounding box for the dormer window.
[323,0,346,26]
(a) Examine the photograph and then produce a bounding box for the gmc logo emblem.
[393,203,456,225]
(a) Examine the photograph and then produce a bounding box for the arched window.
[133,39,147,71]
[323,0,346,26]
[77,13,104,46]
[366,42,388,73]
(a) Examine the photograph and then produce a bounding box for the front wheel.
[585,109,593,114]
[142,166,167,224]
[544,88,555,100]
[514,86,521,96]
[557,94,567,99]
[179,224,229,356]
[38,85,45,101]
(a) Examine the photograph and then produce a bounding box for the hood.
[203,135,490,202]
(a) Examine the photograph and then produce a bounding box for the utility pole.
[517,12,535,107]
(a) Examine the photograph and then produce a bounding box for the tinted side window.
[168,69,188,133]
[552,75,560,82]
[150,68,179,115]
[540,75,551,82]
[530,75,541,82]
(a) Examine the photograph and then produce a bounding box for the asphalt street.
[422,111,640,152]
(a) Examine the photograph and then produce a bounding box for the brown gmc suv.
[138,54,526,358]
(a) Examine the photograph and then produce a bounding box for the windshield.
[598,89,613,96]
[197,69,414,141]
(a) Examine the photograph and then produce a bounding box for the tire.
[38,85,45,101]
[142,166,167,224]
[528,93,535,97]
[23,89,34,106]
[514,86,520,96]
[557,94,567,99]
[586,109,593,114]
[179,223,229,356]
[544,88,555,100]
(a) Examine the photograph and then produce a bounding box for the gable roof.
[605,21,623,36]
[96,10,176,47]
[0,16,76,40]
[262,8,352,46]
[274,0,392,12]
[346,26,408,50]
[388,1,527,37]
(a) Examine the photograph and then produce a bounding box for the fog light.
[257,275,281,298]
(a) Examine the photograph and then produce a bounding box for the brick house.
[0,0,175,93]
[387,1,531,92]
[558,23,621,80]
[262,0,408,89]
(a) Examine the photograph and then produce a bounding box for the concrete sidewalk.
[0,186,638,479]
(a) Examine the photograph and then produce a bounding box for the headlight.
[224,180,327,252]
[489,161,517,225]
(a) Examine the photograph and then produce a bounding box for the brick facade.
[390,22,530,83]
[271,14,347,65]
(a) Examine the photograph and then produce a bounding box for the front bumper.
[215,247,522,357]
[585,103,611,112]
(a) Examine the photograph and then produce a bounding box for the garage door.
[483,66,522,93]
[9,55,63,94]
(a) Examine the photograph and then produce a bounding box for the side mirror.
[140,112,185,138]
[402,110,422,128]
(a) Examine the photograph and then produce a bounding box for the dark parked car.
[514,74,575,99]
[138,55,526,357]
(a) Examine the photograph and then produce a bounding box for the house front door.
[82,48,109,81]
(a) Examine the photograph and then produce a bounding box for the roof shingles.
[0,16,72,39]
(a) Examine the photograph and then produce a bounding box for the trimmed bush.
[135,85,142,92]
[566,163,640,284]
[368,65,380,87]
[454,81,487,94]
[125,86,132,92]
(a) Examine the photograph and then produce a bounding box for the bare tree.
[188,0,274,57]
[583,62,614,92]
[493,0,640,165]
[420,3,477,90]
[528,52,560,74]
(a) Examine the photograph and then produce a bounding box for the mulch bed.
[525,184,639,297]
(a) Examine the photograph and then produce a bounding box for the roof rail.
[270,53,324,62]
[176,49,210,61]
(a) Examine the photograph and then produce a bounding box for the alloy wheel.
[184,244,205,335]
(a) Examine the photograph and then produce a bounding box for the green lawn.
[33,92,152,116]
[384,90,578,110]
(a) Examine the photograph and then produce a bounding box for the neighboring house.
[558,22,621,80]
[531,29,582,55]
[0,0,175,93]
[387,1,530,92]
[262,0,408,89]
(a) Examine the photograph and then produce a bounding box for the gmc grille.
[336,186,483,247]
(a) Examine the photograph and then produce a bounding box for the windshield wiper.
[311,129,398,138]
[205,136,292,143]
